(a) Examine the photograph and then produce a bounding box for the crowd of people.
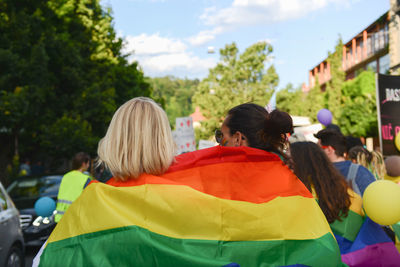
[33,97,400,266]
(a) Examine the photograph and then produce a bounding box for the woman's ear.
[235,131,248,147]
[233,132,241,146]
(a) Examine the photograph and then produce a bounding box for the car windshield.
[7,175,62,199]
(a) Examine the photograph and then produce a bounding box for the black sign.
[376,74,400,155]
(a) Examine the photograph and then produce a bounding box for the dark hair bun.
[266,110,293,135]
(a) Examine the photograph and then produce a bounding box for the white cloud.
[258,38,276,45]
[187,27,223,46]
[123,33,216,77]
[139,53,215,74]
[202,0,350,27]
[193,0,351,45]
[125,33,187,55]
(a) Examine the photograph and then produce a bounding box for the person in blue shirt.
[314,129,375,196]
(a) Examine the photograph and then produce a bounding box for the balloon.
[363,180,400,225]
[317,109,332,126]
[34,197,56,217]
[395,132,400,152]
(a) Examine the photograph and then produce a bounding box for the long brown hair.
[290,142,351,223]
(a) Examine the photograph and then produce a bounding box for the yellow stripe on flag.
[49,183,332,243]
[348,189,364,216]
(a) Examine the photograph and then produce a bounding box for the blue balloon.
[317,109,333,126]
[34,197,56,217]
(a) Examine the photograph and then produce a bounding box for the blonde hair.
[97,97,175,181]
[348,146,386,179]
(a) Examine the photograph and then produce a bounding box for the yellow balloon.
[395,132,400,151]
[363,180,400,225]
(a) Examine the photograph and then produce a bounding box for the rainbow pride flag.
[330,190,400,266]
[393,222,400,253]
[39,146,343,266]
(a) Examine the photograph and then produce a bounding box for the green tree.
[276,38,377,137]
[149,76,199,127]
[324,38,345,122]
[339,70,377,136]
[193,42,278,139]
[0,0,150,177]
[276,39,344,123]
[276,83,304,115]
[277,79,324,123]
[303,80,325,123]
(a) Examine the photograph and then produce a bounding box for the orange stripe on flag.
[105,147,312,203]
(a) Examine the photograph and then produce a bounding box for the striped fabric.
[393,222,400,253]
[40,146,343,266]
[330,190,400,266]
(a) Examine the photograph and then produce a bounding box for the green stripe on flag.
[393,222,400,240]
[330,210,364,242]
[40,225,342,267]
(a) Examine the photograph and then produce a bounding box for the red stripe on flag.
[168,146,281,173]
[104,147,312,203]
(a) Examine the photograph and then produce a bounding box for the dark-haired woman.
[290,142,351,223]
[216,103,293,160]
[210,103,344,265]
[290,141,400,266]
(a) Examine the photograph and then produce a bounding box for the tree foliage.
[303,81,325,123]
[149,76,199,127]
[275,83,303,115]
[276,36,377,137]
[193,42,278,139]
[0,0,150,174]
[276,81,324,124]
[339,70,377,136]
[324,38,345,122]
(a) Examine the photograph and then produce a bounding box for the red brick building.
[306,0,400,92]
[307,13,390,92]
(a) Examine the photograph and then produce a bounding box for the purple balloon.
[317,109,332,126]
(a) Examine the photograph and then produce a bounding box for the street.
[25,246,40,267]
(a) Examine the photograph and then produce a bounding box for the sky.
[101,0,390,90]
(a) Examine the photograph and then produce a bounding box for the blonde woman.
[97,97,175,180]
[347,146,385,180]
[36,97,176,265]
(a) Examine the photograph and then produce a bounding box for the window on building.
[379,53,390,74]
[367,37,372,56]
[374,32,380,51]
[379,28,386,50]
[367,60,377,72]
[384,23,389,45]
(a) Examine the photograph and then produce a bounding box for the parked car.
[7,175,63,246]
[0,181,25,267]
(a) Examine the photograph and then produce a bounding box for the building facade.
[306,0,400,92]
[389,0,400,73]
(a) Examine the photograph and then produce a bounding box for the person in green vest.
[55,152,91,223]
